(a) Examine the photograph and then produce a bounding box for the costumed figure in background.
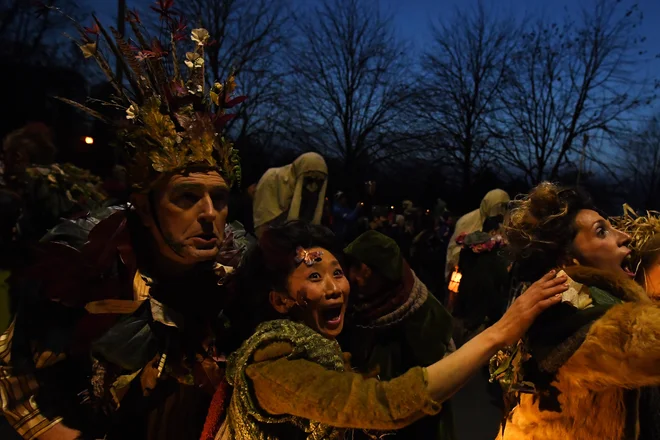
[453,215,510,345]
[611,205,660,300]
[0,6,247,440]
[213,221,567,439]
[446,189,510,280]
[330,191,361,244]
[410,200,451,299]
[252,152,328,238]
[1,124,107,242]
[491,183,660,440]
[611,206,660,440]
[341,230,456,440]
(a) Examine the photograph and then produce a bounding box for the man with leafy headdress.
[0,6,247,440]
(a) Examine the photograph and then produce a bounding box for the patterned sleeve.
[0,318,65,439]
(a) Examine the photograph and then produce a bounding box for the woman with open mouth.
[493,182,660,440]
[206,220,567,439]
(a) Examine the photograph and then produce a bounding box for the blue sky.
[87,0,660,75]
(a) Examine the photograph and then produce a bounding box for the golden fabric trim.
[85,299,144,315]
[0,367,63,439]
[133,269,151,301]
[226,319,345,440]
[0,317,16,364]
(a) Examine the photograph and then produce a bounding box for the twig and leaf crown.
[51,0,246,191]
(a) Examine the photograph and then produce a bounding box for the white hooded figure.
[445,189,510,280]
[253,152,328,238]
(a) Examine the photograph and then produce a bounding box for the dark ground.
[451,367,503,440]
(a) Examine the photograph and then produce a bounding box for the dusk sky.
[86,0,660,76]
[85,0,660,121]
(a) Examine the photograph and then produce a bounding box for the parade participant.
[331,191,361,243]
[252,152,328,238]
[0,7,246,439]
[342,230,456,440]
[453,215,509,344]
[492,182,660,440]
[215,221,566,439]
[446,189,510,280]
[611,205,660,300]
[1,125,107,242]
[611,208,660,440]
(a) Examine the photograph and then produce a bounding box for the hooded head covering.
[253,153,328,234]
[445,188,510,278]
[344,230,403,282]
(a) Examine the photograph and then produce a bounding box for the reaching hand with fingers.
[491,270,568,346]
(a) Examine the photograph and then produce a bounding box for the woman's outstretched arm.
[426,270,566,402]
[247,271,566,430]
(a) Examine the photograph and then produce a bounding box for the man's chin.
[188,247,220,262]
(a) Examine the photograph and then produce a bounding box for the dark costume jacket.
[498,266,660,440]
[341,265,456,440]
[0,207,246,440]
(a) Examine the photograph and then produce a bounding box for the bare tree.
[622,117,660,209]
[0,0,80,63]
[416,2,519,192]
[497,0,654,185]
[282,0,417,183]
[185,0,292,141]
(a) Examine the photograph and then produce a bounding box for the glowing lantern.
[448,268,462,294]
[84,136,94,145]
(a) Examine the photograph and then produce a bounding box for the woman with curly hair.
[209,220,565,440]
[496,182,660,440]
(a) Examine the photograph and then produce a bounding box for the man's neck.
[144,238,196,281]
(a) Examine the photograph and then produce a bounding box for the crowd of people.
[2,6,660,440]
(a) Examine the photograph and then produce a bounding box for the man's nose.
[198,194,217,222]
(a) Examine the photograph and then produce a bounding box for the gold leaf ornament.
[184,52,204,69]
[126,104,138,120]
[191,28,210,46]
[80,42,98,58]
[210,82,222,106]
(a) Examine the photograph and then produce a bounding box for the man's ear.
[131,193,154,227]
[269,291,295,315]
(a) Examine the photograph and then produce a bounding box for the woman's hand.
[490,270,567,346]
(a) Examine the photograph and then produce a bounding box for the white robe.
[252,152,328,237]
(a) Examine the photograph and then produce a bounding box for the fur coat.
[498,266,660,440]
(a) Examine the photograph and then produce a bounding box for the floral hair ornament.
[294,246,323,267]
[47,1,246,192]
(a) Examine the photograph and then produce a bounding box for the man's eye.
[174,192,199,208]
[212,194,229,209]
